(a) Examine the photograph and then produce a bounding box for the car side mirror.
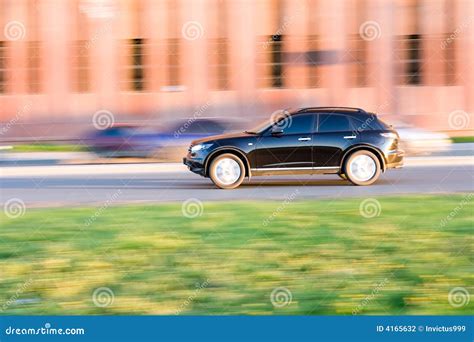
[271,127,283,135]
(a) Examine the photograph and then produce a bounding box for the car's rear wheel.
[209,153,245,189]
[344,150,381,186]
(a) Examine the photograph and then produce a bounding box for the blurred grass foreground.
[0,195,472,315]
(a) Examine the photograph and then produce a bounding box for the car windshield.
[245,109,297,134]
[245,118,273,134]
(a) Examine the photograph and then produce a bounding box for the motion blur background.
[0,0,473,148]
[0,0,472,316]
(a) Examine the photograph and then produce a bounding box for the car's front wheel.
[344,150,381,186]
[209,153,245,189]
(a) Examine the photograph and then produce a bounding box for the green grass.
[451,136,474,143]
[0,195,472,315]
[12,144,86,152]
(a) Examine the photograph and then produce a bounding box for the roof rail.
[298,107,366,113]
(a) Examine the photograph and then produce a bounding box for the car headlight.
[190,143,213,153]
[380,132,398,139]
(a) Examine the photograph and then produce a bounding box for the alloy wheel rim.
[215,158,241,185]
[350,155,376,182]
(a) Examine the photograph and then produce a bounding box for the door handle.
[298,137,311,141]
[343,135,356,139]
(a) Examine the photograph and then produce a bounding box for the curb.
[0,157,472,178]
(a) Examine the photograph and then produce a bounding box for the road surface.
[1,164,472,207]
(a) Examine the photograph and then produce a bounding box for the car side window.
[318,114,352,133]
[272,114,315,135]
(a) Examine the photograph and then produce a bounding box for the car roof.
[293,107,370,116]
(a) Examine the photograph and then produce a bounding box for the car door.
[254,114,315,169]
[313,114,358,167]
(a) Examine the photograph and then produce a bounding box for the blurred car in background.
[87,118,244,160]
[393,122,452,155]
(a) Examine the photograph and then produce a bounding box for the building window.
[121,38,146,91]
[307,35,321,88]
[347,34,368,87]
[208,38,229,90]
[270,35,284,88]
[167,38,181,87]
[443,1,457,86]
[27,41,41,93]
[444,33,456,85]
[257,35,284,88]
[131,38,144,91]
[0,41,6,93]
[395,34,422,85]
[72,41,90,92]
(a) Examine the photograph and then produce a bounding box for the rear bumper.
[183,157,205,176]
[386,149,405,169]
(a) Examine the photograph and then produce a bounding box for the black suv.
[183,107,404,189]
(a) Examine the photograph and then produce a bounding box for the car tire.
[344,150,381,186]
[209,153,246,189]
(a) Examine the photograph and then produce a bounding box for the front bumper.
[386,149,405,169]
[183,156,206,176]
